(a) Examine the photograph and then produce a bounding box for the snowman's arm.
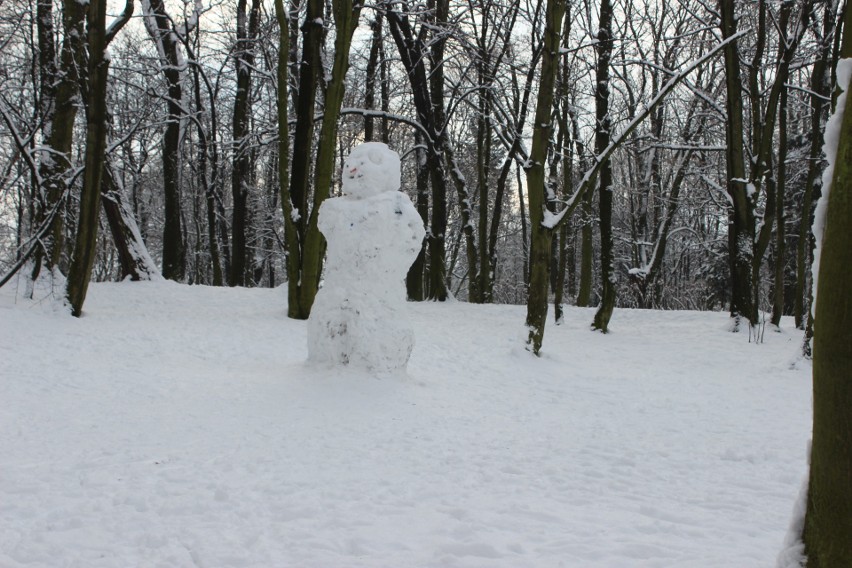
[395,193,426,242]
[317,199,342,237]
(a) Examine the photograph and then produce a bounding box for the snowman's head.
[342,142,401,198]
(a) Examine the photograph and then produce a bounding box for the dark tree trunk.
[803,14,852,561]
[576,188,593,306]
[142,0,186,281]
[65,0,133,316]
[771,87,788,327]
[283,0,323,316]
[384,0,453,300]
[31,0,86,282]
[364,14,382,142]
[524,0,564,354]
[296,0,362,312]
[229,0,261,287]
[553,12,572,324]
[406,143,429,300]
[796,2,836,329]
[280,0,361,316]
[186,40,223,286]
[101,163,159,281]
[274,0,291,293]
[592,0,616,332]
[751,0,813,302]
[719,0,758,328]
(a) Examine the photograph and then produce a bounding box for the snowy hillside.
[0,281,811,567]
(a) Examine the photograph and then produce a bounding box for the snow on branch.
[0,97,42,188]
[105,0,134,46]
[338,108,433,141]
[542,29,748,230]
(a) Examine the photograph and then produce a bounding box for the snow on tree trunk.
[307,143,426,373]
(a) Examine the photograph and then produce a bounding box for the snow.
[308,143,425,373]
[776,476,810,568]
[812,58,852,309]
[0,281,811,567]
[746,182,757,199]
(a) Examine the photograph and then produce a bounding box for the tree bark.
[524,0,564,354]
[592,0,616,332]
[406,142,429,300]
[796,2,836,329]
[364,14,382,142]
[31,0,86,282]
[803,15,852,562]
[65,0,133,316]
[771,86,788,327]
[274,0,291,294]
[101,163,160,281]
[282,0,323,316]
[751,0,813,301]
[296,0,362,313]
[229,0,261,287]
[185,38,224,286]
[281,0,361,317]
[384,0,454,300]
[719,0,758,328]
[576,189,593,306]
[142,0,186,282]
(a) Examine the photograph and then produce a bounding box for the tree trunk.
[719,0,758,328]
[524,0,564,354]
[576,188,593,306]
[553,11,573,324]
[384,0,452,301]
[475,72,490,303]
[796,2,836,328]
[554,223,568,324]
[281,0,361,317]
[751,0,813,305]
[141,0,187,282]
[406,142,429,300]
[283,0,322,316]
[429,0,453,301]
[771,86,787,327]
[802,17,852,562]
[65,0,133,316]
[186,40,223,286]
[592,0,616,333]
[34,0,59,281]
[101,163,160,280]
[364,14,382,142]
[31,0,86,282]
[229,0,261,287]
[274,0,291,294]
[296,0,362,313]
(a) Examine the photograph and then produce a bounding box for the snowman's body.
[307,143,425,372]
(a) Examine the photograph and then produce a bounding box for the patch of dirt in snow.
[0,281,811,567]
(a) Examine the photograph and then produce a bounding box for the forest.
[0,0,840,345]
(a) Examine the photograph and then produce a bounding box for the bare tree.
[281,0,362,317]
[140,0,201,282]
[65,0,134,315]
[229,0,262,287]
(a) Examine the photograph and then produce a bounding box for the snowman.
[307,142,426,373]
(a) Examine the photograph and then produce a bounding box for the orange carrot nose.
[349,167,358,173]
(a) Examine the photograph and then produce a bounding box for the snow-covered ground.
[0,280,810,567]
